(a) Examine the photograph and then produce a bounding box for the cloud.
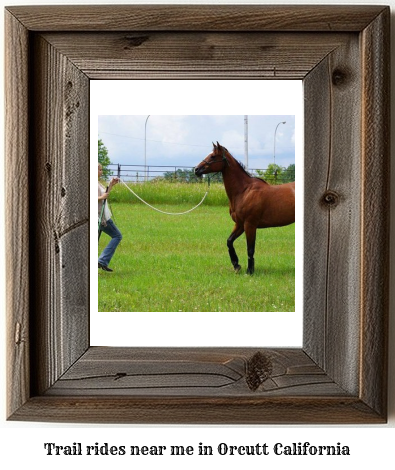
[98,115,297,171]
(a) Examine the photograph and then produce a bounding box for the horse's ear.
[216,141,221,149]
[212,142,217,150]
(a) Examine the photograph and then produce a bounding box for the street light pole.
[244,115,248,170]
[144,115,150,182]
[274,121,286,166]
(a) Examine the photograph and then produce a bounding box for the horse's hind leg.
[245,223,257,275]
[227,224,244,273]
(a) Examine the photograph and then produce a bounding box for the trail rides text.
[44,441,350,457]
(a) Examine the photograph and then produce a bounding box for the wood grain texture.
[42,32,350,80]
[5,5,386,32]
[303,56,332,370]
[46,348,344,397]
[304,35,362,395]
[10,395,383,425]
[5,5,390,424]
[360,9,390,418]
[5,10,31,418]
[10,349,382,424]
[29,34,90,395]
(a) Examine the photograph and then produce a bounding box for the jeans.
[98,219,122,267]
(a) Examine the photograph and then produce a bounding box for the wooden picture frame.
[5,5,390,424]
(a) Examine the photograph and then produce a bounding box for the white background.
[91,79,304,347]
[1,1,394,469]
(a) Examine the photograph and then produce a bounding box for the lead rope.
[120,179,209,215]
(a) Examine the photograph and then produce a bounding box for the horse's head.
[194,142,228,177]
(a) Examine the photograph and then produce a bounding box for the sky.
[92,80,302,179]
[98,114,295,174]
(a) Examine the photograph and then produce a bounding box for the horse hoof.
[246,268,254,275]
[234,265,241,273]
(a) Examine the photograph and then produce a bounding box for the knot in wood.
[15,322,22,345]
[123,35,149,49]
[246,351,273,391]
[332,68,349,87]
[321,190,340,208]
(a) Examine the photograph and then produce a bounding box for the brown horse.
[194,142,295,274]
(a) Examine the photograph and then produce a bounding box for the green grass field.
[98,182,295,312]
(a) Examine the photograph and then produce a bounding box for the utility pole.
[244,115,248,170]
[144,115,150,182]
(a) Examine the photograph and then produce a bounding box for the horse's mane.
[236,159,260,180]
[217,144,269,185]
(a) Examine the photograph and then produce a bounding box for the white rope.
[120,179,208,215]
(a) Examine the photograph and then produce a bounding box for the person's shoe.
[98,262,113,272]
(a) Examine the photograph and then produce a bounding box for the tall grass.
[108,180,229,206]
[98,183,295,312]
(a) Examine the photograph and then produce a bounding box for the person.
[98,164,122,272]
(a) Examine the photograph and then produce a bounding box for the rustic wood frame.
[5,5,390,424]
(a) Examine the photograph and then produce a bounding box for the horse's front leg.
[227,223,244,273]
[244,223,257,275]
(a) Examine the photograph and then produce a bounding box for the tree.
[256,164,284,184]
[283,163,295,183]
[98,139,112,180]
[163,168,201,183]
